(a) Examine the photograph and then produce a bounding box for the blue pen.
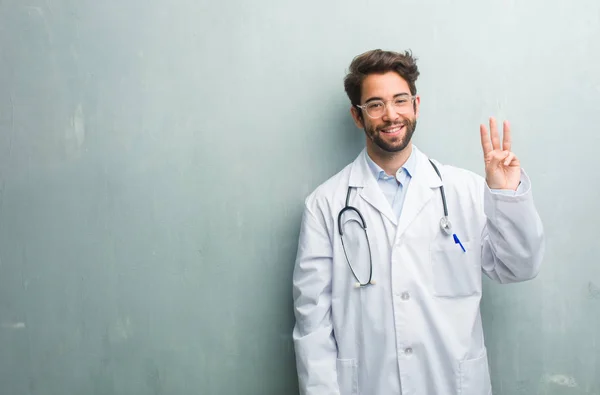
[453,234,466,252]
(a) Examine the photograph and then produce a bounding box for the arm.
[292,203,340,395]
[482,170,545,282]
[479,118,545,283]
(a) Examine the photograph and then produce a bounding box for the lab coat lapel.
[395,148,443,240]
[348,150,398,226]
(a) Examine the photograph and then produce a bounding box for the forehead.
[361,72,410,102]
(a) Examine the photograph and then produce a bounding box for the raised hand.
[480,117,521,190]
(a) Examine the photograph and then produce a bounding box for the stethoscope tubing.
[338,159,450,287]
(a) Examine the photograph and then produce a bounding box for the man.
[292,49,544,395]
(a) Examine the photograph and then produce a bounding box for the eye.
[395,98,409,105]
[367,102,384,109]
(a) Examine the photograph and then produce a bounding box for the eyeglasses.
[356,95,416,119]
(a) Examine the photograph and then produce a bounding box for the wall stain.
[587,282,600,300]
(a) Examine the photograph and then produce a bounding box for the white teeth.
[383,126,403,133]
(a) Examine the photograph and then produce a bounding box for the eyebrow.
[364,93,410,104]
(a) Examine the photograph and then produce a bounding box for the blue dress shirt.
[365,149,417,220]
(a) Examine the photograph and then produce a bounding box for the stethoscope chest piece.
[440,216,453,236]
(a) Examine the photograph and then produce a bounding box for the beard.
[365,117,417,153]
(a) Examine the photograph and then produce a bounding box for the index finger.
[502,120,512,152]
[480,123,493,156]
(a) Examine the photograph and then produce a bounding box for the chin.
[377,138,411,153]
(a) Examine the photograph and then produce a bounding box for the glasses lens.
[364,97,413,118]
[366,101,384,118]
[394,97,411,112]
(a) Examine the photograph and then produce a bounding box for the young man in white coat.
[292,49,544,395]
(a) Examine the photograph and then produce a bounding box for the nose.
[382,101,400,122]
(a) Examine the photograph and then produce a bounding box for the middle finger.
[490,117,501,151]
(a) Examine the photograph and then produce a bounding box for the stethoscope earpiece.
[354,279,377,288]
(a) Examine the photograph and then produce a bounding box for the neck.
[366,142,413,176]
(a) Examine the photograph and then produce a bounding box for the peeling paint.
[1,322,26,329]
[542,374,578,388]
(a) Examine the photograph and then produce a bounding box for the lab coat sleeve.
[292,203,340,395]
[481,169,545,283]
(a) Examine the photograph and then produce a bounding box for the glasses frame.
[355,95,417,119]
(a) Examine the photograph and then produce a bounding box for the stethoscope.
[338,159,459,288]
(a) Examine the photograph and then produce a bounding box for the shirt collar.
[365,147,417,182]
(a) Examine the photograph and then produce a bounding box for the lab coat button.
[405,347,413,355]
[401,292,410,300]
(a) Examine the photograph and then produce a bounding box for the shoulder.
[304,162,352,215]
[427,156,486,194]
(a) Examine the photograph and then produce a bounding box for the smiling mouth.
[380,124,405,135]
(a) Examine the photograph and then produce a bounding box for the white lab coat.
[292,146,544,395]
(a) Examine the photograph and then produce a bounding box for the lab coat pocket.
[336,358,358,395]
[459,349,492,395]
[431,240,481,297]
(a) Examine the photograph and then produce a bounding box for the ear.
[350,106,365,129]
[414,95,421,119]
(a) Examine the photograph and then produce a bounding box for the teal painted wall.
[1,0,599,394]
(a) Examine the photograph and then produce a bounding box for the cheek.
[364,119,380,132]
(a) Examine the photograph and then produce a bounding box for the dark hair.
[343,49,420,107]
